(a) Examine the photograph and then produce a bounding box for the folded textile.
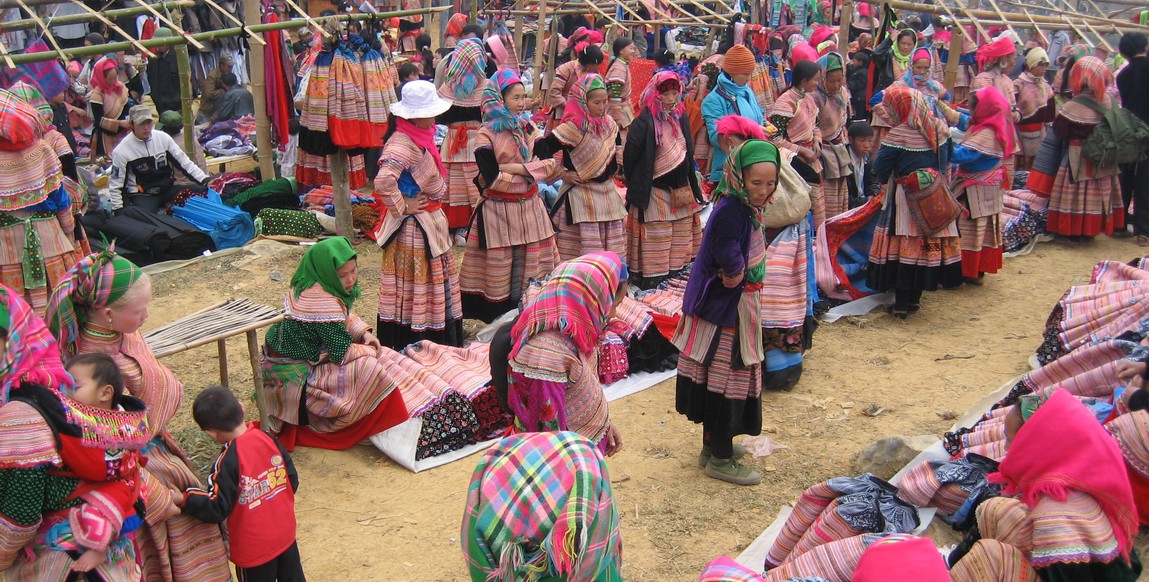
[171,188,255,249]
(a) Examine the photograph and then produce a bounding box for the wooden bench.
[144,298,284,392]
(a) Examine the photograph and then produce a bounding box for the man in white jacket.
[107,105,211,212]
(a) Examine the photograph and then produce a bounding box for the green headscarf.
[290,237,361,308]
[0,294,9,335]
[713,140,779,284]
[44,249,143,358]
[891,29,915,71]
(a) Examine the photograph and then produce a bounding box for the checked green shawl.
[461,431,622,582]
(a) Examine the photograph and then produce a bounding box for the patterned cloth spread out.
[461,431,622,582]
[0,283,74,402]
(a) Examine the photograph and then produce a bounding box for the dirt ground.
[146,235,1149,581]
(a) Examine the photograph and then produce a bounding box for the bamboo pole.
[1027,0,1095,47]
[70,0,156,57]
[0,34,16,70]
[16,0,71,64]
[1079,19,1113,53]
[980,0,1020,42]
[617,18,733,27]
[1014,4,1048,46]
[1002,0,1139,33]
[170,7,196,157]
[837,0,853,54]
[877,0,1149,33]
[532,0,546,97]
[281,0,333,38]
[133,0,206,50]
[943,26,963,93]
[1,6,450,65]
[4,1,194,32]
[513,0,524,69]
[243,0,274,179]
[950,0,989,45]
[679,0,730,23]
[331,150,353,236]
[201,0,266,45]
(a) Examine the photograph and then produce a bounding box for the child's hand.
[170,487,185,508]
[71,549,105,572]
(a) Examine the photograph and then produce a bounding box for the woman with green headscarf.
[674,140,779,486]
[45,249,232,581]
[259,236,409,450]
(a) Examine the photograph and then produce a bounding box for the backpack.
[1079,97,1149,167]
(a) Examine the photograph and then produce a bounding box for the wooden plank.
[332,149,353,236]
[131,0,206,50]
[149,316,284,357]
[246,330,263,396]
[943,25,963,94]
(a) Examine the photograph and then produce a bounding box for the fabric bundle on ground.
[1035,259,1149,365]
[814,194,884,302]
[223,177,300,216]
[170,189,255,249]
[199,115,256,156]
[1002,188,1048,254]
[255,208,324,239]
[897,454,1001,527]
[764,474,920,571]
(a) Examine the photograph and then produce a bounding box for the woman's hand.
[603,422,623,457]
[1116,360,1147,384]
[404,194,428,215]
[361,331,382,351]
[71,549,105,572]
[562,170,584,185]
[118,119,131,130]
[718,268,744,288]
[170,487,185,507]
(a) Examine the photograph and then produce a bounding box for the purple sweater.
[681,196,756,328]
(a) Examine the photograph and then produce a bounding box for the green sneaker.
[704,457,761,486]
[698,444,747,467]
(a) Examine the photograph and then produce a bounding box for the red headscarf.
[445,13,468,39]
[967,86,1015,155]
[90,57,123,95]
[851,536,951,582]
[1070,56,1114,107]
[976,37,1016,70]
[989,389,1138,561]
[911,48,931,63]
[715,114,767,141]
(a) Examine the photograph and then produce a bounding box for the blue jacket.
[701,72,765,182]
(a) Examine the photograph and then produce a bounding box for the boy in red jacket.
[178,386,304,581]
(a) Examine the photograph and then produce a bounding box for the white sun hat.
[390,80,451,120]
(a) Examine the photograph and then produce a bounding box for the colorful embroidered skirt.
[0,211,82,316]
[377,219,464,349]
[551,203,625,263]
[295,150,367,190]
[823,177,850,220]
[867,199,963,293]
[460,235,559,323]
[444,161,479,229]
[674,315,763,439]
[625,201,700,289]
[1046,168,1123,237]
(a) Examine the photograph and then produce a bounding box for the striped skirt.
[625,204,701,289]
[809,182,827,229]
[1046,166,1123,237]
[136,438,232,582]
[958,212,1003,278]
[949,539,1038,582]
[260,348,405,435]
[295,150,367,190]
[867,198,963,293]
[0,213,82,317]
[761,533,902,581]
[377,219,464,349]
[460,235,559,323]
[823,177,850,220]
[551,203,626,263]
[444,161,480,229]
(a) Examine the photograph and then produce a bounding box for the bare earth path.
[147,235,1149,581]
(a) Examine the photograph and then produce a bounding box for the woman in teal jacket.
[701,44,765,183]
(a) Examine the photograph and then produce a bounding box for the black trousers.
[236,541,306,582]
[1120,161,1149,236]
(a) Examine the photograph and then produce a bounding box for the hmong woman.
[461,431,622,582]
[259,237,409,449]
[1045,56,1124,240]
[623,71,703,289]
[769,60,825,226]
[868,29,919,146]
[506,251,626,456]
[437,39,490,239]
[813,52,853,219]
[950,389,1142,581]
[867,86,962,318]
[675,140,779,486]
[87,58,131,159]
[375,80,464,348]
[461,69,563,323]
[547,43,605,131]
[541,74,627,262]
[952,86,1012,284]
[1013,47,1056,170]
[971,37,1021,187]
[45,251,232,582]
[606,36,639,145]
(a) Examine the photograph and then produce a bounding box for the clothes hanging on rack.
[298,34,396,155]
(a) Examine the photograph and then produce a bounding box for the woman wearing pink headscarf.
[87,57,130,159]
[951,86,1013,284]
[971,37,1021,187]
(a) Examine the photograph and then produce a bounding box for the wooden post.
[331,149,353,236]
[513,0,524,70]
[170,7,196,157]
[943,26,963,94]
[837,0,853,54]
[533,0,546,97]
[243,0,276,180]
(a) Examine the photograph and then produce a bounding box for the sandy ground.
[146,235,1149,581]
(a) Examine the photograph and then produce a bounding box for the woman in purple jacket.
[673,139,779,486]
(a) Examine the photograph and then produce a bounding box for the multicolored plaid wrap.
[482,68,533,160]
[510,251,626,359]
[46,249,143,359]
[440,38,489,107]
[0,283,75,403]
[461,431,622,582]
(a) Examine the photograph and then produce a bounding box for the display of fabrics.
[298,34,396,153]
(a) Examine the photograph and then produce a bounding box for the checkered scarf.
[510,251,626,359]
[0,284,74,403]
[482,68,533,160]
[0,87,46,150]
[46,249,142,360]
[560,74,611,137]
[1070,56,1113,107]
[461,432,621,582]
[442,39,488,105]
[639,71,684,146]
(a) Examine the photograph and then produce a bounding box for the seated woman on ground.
[505,251,628,457]
[259,236,409,450]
